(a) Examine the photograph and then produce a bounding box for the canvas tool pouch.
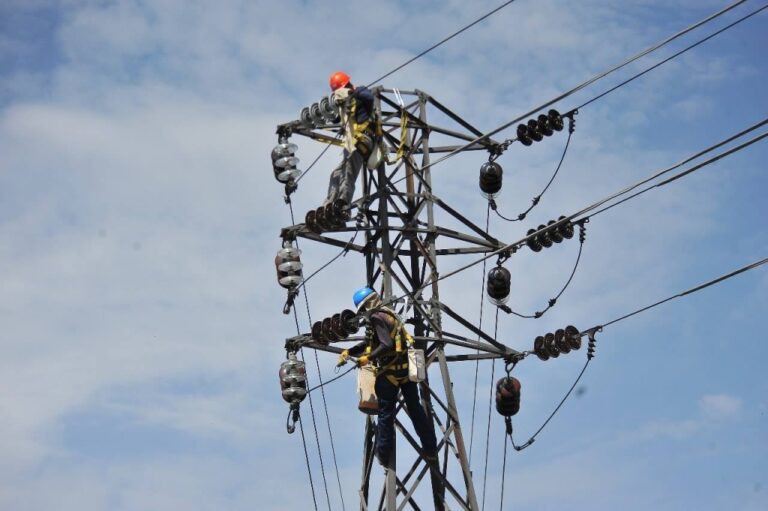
[407,347,425,383]
[357,365,378,414]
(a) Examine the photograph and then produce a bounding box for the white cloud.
[0,1,766,509]
[699,393,743,420]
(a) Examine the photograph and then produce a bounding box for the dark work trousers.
[374,376,437,464]
[323,149,364,207]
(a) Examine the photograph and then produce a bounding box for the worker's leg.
[401,381,437,454]
[337,150,363,206]
[323,151,349,207]
[374,376,399,465]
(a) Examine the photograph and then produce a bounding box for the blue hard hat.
[353,287,377,311]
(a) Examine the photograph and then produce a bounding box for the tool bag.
[356,364,378,414]
[407,345,426,383]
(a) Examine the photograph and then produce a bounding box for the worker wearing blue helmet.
[339,287,437,467]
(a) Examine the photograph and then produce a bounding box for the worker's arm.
[353,86,374,104]
[346,341,368,357]
[353,86,375,123]
[366,313,393,362]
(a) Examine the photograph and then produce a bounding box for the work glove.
[356,355,369,367]
[336,350,350,367]
[333,87,350,106]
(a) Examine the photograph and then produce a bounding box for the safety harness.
[365,307,414,386]
[330,91,408,167]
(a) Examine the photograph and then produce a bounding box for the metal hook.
[286,405,300,434]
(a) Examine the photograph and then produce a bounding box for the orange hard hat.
[329,71,351,91]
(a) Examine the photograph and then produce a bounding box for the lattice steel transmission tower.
[277,87,521,510]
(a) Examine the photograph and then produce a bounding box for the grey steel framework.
[279,88,521,510]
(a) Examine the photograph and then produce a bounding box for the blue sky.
[0,1,766,510]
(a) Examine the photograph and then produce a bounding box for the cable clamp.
[286,404,300,434]
[578,221,587,243]
[505,416,513,436]
[284,181,298,201]
[504,356,521,376]
[565,109,578,134]
[283,289,299,315]
[514,438,535,451]
[583,326,602,360]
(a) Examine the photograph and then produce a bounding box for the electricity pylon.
[278,87,521,510]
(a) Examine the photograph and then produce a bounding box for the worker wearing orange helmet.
[323,71,377,209]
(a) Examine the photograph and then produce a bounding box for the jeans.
[374,377,437,464]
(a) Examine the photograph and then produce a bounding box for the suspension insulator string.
[493,116,576,222]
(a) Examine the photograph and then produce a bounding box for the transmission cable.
[298,0,518,183]
[298,413,320,511]
[576,3,768,111]
[383,118,767,306]
[480,307,500,511]
[597,256,768,331]
[295,142,339,184]
[367,0,518,87]
[288,202,347,511]
[508,357,591,451]
[500,256,768,461]
[306,365,356,394]
[469,203,491,465]
[500,222,586,319]
[380,0,752,188]
[292,229,360,293]
[582,128,768,222]
[293,311,333,511]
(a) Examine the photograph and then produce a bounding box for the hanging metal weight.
[486,265,511,305]
[495,376,522,417]
[479,161,503,198]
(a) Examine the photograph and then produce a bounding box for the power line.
[469,204,491,466]
[287,203,345,511]
[367,0,518,87]
[598,256,768,331]
[583,129,768,221]
[298,1,518,183]
[386,118,767,307]
[383,0,753,184]
[576,3,768,111]
[501,222,586,319]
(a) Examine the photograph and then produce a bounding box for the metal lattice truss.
[280,88,521,510]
